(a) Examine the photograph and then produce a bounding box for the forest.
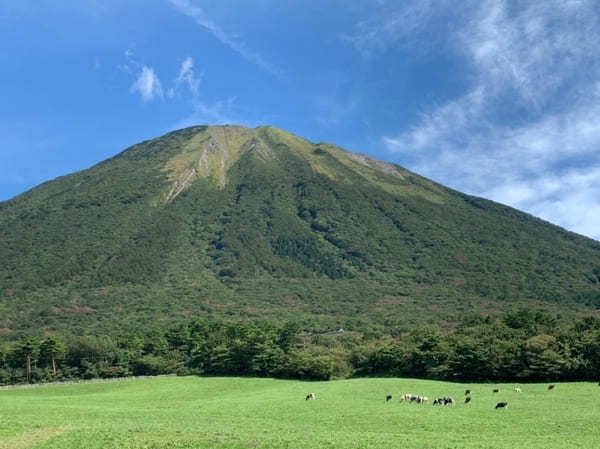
[2,310,599,385]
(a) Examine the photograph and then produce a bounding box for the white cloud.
[382,0,600,240]
[175,56,202,97]
[168,0,283,78]
[130,66,164,102]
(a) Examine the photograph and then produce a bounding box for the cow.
[416,396,428,404]
[548,385,555,390]
[433,398,442,405]
[400,393,414,402]
[514,387,521,393]
[495,402,508,409]
[386,395,392,402]
[305,393,316,400]
[443,397,455,406]
[493,389,499,393]
[465,389,471,395]
[464,396,471,404]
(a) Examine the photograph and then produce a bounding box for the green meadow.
[0,377,598,449]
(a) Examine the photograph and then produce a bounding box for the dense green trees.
[1,313,599,386]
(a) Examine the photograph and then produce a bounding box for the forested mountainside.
[1,125,599,336]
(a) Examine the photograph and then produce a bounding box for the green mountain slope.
[1,125,599,336]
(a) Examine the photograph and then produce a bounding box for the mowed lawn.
[0,377,598,449]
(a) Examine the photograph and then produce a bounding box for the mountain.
[1,125,600,337]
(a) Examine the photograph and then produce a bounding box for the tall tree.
[14,338,40,382]
[40,336,66,377]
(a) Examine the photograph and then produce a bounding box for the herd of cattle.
[306,385,559,409]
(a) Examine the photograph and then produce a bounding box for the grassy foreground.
[0,377,598,449]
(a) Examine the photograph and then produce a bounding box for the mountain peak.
[152,124,443,204]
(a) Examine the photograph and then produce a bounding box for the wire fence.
[0,374,177,390]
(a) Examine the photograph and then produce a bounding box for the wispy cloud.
[118,48,139,75]
[170,56,202,98]
[172,96,253,129]
[168,0,283,78]
[382,0,600,240]
[344,0,454,57]
[130,66,164,102]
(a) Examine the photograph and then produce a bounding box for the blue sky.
[2,1,600,240]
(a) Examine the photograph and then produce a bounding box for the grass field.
[0,377,598,448]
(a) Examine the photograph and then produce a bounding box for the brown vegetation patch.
[0,428,66,449]
[52,300,94,314]
[370,297,410,312]
[0,328,12,335]
[181,309,194,316]
[246,306,270,314]
[281,295,308,311]
[203,300,226,311]
[380,296,411,305]
[95,288,110,296]
[454,278,467,286]
[71,305,93,313]
[456,254,466,263]
[427,304,440,311]
[281,295,299,305]
[576,309,600,318]
[6,288,15,296]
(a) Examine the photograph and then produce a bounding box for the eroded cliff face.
[159,125,445,204]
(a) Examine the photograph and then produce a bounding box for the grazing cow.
[401,393,414,402]
[493,389,499,393]
[514,387,521,393]
[416,396,428,404]
[433,398,442,406]
[305,393,316,400]
[495,402,508,409]
[443,397,455,406]
[465,396,471,404]
[548,385,555,390]
[386,395,392,402]
[465,389,471,395]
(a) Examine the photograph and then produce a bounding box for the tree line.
[1,310,599,385]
